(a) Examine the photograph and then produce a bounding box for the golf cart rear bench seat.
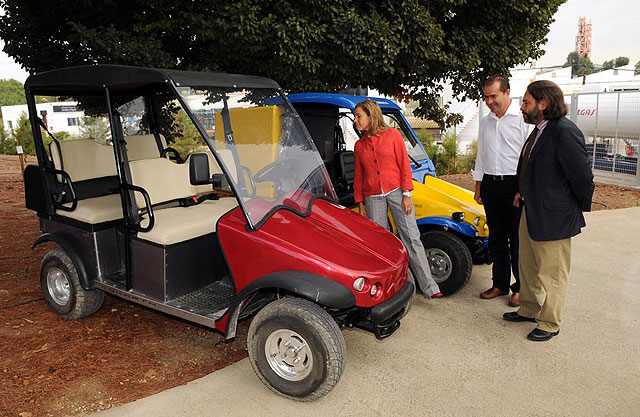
[48,134,176,224]
[125,133,167,161]
[129,157,238,245]
[60,194,123,223]
[50,139,123,224]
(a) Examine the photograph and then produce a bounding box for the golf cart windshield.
[178,86,337,228]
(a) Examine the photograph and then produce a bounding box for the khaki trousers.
[518,207,572,333]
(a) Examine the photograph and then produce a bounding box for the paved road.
[92,207,640,417]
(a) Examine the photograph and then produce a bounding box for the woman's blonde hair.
[355,99,389,136]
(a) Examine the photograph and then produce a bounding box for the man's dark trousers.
[480,175,522,293]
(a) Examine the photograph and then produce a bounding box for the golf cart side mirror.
[189,153,212,185]
[212,173,230,192]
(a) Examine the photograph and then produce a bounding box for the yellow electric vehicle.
[288,93,489,295]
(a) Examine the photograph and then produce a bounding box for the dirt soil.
[0,155,249,417]
[1,155,638,417]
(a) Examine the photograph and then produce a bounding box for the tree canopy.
[0,0,564,128]
[564,51,594,77]
[614,56,629,67]
[0,79,27,107]
[603,56,629,70]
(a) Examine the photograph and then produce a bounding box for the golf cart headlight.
[353,277,366,292]
[452,212,465,222]
[473,216,480,226]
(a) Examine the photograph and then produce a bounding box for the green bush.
[168,110,202,159]
[79,116,111,144]
[416,132,439,161]
[0,125,16,154]
[14,113,36,155]
[417,130,477,176]
[457,140,477,175]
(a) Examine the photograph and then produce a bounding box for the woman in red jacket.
[353,99,442,299]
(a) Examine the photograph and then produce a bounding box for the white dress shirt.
[473,100,533,181]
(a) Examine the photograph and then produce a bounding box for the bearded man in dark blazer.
[502,80,594,342]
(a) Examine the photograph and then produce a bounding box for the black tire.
[40,248,105,320]
[420,230,472,296]
[247,297,346,401]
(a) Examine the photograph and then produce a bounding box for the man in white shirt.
[473,75,531,306]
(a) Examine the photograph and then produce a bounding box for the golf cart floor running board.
[167,281,235,319]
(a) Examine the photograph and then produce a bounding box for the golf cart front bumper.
[356,280,414,340]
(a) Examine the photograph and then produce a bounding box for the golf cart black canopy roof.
[25,64,280,95]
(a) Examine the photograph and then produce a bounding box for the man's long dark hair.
[526,80,567,120]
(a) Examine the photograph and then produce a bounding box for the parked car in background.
[287,93,490,295]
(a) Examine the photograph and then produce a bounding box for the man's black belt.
[484,174,517,181]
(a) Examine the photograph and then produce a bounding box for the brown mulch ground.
[1,155,639,417]
[0,155,249,417]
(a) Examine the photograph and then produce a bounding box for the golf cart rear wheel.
[40,248,105,320]
[247,297,346,401]
[420,230,472,296]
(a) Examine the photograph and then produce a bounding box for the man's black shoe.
[527,328,559,341]
[502,312,536,322]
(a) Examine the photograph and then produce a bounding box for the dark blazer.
[517,117,594,241]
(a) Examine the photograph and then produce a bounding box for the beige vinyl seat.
[50,139,123,223]
[125,134,167,161]
[129,156,239,245]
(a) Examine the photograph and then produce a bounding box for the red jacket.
[353,128,413,203]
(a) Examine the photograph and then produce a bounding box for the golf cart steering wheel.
[254,158,290,183]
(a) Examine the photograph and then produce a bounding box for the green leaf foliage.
[419,130,476,175]
[0,124,15,154]
[603,56,629,70]
[0,78,27,107]
[79,116,111,144]
[169,110,203,159]
[0,0,565,128]
[564,51,594,77]
[614,56,629,67]
[13,112,35,155]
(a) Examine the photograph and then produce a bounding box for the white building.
[452,64,640,153]
[1,101,85,135]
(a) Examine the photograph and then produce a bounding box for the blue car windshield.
[383,113,429,161]
[338,111,429,161]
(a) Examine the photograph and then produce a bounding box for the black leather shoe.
[503,312,536,322]
[527,328,559,341]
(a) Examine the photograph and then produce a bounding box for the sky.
[535,0,639,68]
[0,0,639,83]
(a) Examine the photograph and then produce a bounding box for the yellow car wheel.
[420,230,472,296]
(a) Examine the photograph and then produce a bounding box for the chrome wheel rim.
[46,267,71,305]
[426,248,452,282]
[265,329,313,381]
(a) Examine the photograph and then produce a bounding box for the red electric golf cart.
[22,65,413,401]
